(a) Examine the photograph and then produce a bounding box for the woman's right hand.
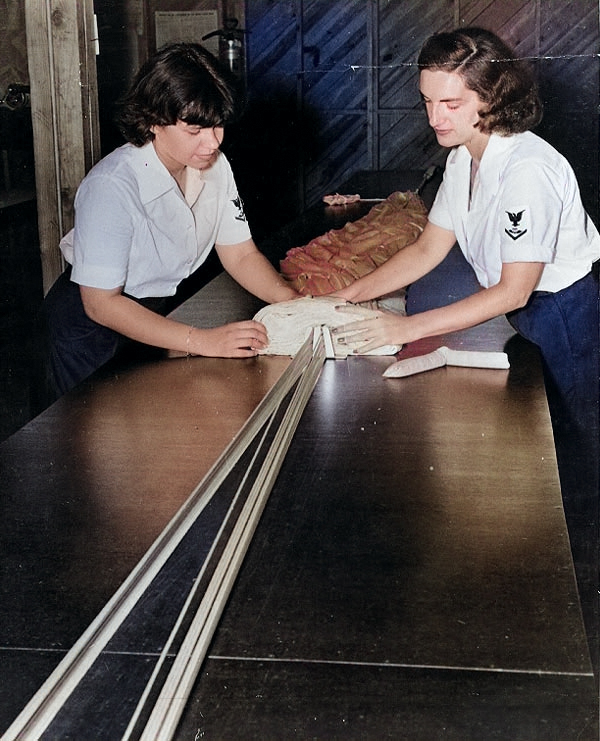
[188,320,269,357]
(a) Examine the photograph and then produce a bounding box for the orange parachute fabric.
[280,191,428,296]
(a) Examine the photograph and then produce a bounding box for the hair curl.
[417,27,542,134]
[117,43,239,146]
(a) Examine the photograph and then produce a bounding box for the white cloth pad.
[254,296,399,358]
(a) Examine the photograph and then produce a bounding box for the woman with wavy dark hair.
[41,43,298,399]
[417,27,543,135]
[334,27,599,503]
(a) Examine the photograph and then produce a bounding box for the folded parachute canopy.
[280,191,428,296]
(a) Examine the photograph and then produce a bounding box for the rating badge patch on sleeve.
[232,195,247,222]
[504,208,528,240]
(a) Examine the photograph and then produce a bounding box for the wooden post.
[25,0,100,294]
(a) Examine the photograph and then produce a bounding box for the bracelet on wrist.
[186,326,195,357]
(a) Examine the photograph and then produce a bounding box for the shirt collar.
[453,132,518,168]
[479,132,519,167]
[131,142,179,204]
[469,133,522,198]
[130,142,211,206]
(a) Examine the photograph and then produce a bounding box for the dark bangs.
[178,78,237,129]
[118,43,239,146]
[166,46,238,128]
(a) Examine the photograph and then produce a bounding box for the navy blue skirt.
[40,269,169,399]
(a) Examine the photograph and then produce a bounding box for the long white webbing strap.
[137,333,327,741]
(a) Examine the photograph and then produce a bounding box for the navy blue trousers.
[39,269,169,400]
[507,271,599,509]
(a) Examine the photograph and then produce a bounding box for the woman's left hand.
[332,310,413,353]
[332,261,546,354]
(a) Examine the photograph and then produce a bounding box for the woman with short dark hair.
[42,43,298,398]
[118,42,238,146]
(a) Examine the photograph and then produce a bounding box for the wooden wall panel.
[304,112,370,206]
[25,0,100,293]
[0,0,29,93]
[302,0,368,111]
[0,1,35,203]
[244,0,298,92]
[301,0,369,204]
[378,0,454,109]
[379,110,446,170]
[537,2,599,220]
[376,0,455,174]
[459,0,538,52]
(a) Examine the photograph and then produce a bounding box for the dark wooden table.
[1,171,597,740]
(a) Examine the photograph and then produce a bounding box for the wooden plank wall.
[0,1,35,202]
[0,1,29,93]
[25,0,101,293]
[235,0,599,239]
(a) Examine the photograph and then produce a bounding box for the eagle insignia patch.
[504,209,528,240]
[232,195,247,222]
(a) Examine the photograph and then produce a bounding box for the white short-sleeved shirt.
[428,131,600,292]
[61,142,251,298]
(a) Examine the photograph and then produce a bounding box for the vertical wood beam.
[25,0,100,294]
[295,0,305,211]
[367,0,378,169]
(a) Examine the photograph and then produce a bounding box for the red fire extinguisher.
[202,18,246,81]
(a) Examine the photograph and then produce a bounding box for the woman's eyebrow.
[419,91,463,103]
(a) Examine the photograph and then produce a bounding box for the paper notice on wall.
[155,11,219,56]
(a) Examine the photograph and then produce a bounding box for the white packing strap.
[383,346,509,378]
